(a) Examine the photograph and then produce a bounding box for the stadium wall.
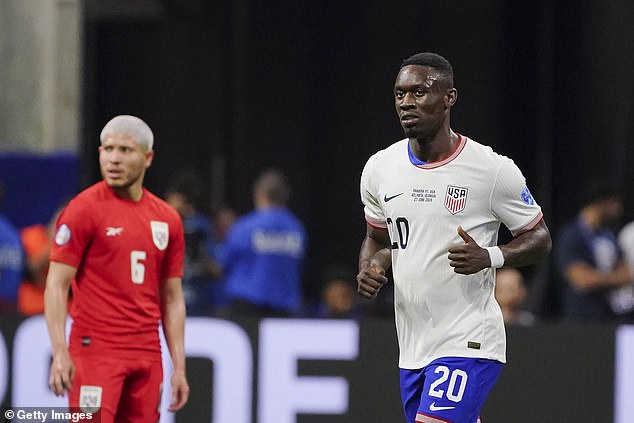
[0,315,630,423]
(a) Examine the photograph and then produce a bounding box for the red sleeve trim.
[510,212,544,237]
[365,218,387,229]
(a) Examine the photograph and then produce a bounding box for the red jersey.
[50,181,184,356]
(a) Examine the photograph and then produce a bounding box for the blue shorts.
[400,357,503,423]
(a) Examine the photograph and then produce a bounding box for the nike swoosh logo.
[383,193,403,202]
[429,402,456,411]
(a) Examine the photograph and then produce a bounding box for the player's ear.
[445,88,457,107]
[144,150,154,168]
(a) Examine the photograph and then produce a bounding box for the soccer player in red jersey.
[44,115,189,422]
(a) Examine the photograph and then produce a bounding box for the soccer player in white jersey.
[356,52,552,423]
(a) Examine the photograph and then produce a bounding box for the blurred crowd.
[2,173,634,325]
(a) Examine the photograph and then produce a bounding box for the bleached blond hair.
[99,115,154,151]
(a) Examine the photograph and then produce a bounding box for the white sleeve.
[491,158,543,236]
[618,222,634,269]
[360,154,387,228]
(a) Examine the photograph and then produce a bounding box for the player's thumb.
[457,226,474,243]
[372,264,386,275]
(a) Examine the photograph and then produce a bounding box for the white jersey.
[360,135,543,369]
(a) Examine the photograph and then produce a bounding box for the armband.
[485,246,505,268]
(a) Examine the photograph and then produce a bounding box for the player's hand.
[49,349,75,396]
[357,265,389,299]
[448,226,490,275]
[168,371,190,412]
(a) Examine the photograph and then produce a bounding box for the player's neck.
[112,183,144,202]
[409,130,458,163]
[255,197,282,211]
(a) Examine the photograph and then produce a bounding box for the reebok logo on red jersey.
[105,227,123,236]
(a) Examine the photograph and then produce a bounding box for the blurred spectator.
[316,264,359,319]
[213,206,238,244]
[553,180,633,322]
[0,181,24,312]
[494,268,536,326]
[17,201,67,315]
[165,171,217,315]
[216,169,307,318]
[206,205,238,315]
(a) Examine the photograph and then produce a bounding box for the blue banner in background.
[0,152,80,228]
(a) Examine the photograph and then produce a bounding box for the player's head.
[581,178,623,226]
[320,264,357,318]
[98,115,155,198]
[494,268,528,324]
[400,52,454,89]
[395,52,457,139]
[253,169,290,208]
[165,171,203,217]
[100,115,154,151]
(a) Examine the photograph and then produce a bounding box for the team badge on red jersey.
[445,185,468,214]
[151,221,169,250]
[55,224,71,245]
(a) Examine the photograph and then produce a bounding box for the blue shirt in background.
[0,215,24,305]
[554,216,621,321]
[219,207,306,313]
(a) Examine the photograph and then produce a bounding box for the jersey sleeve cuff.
[510,211,543,237]
[365,216,387,229]
[48,254,81,269]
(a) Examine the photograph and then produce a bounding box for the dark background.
[80,0,634,313]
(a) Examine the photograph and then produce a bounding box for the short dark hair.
[165,171,203,206]
[253,169,291,206]
[581,178,622,206]
[400,52,454,88]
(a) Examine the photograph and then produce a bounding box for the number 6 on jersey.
[130,250,147,284]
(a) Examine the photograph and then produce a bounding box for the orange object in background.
[18,224,50,315]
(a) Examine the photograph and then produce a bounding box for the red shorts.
[69,352,163,423]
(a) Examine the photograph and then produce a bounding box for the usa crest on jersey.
[151,221,169,250]
[445,185,468,215]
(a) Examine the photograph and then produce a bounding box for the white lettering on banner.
[252,230,303,257]
[615,325,634,423]
[258,319,359,423]
[10,316,359,423]
[159,318,253,423]
[12,316,68,407]
[0,329,7,406]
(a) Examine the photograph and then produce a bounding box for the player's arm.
[44,261,76,396]
[564,259,631,292]
[449,219,552,274]
[159,276,190,411]
[497,218,552,267]
[357,224,391,298]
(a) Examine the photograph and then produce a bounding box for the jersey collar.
[408,134,466,169]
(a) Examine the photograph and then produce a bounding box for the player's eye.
[395,91,405,99]
[415,89,425,96]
